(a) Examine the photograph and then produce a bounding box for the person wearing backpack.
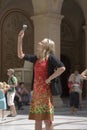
[7,68,18,117]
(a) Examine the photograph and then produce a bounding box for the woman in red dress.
[17,30,65,130]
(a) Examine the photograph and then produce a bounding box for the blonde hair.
[0,82,8,89]
[0,82,3,88]
[40,38,55,58]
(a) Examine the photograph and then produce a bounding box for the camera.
[22,24,27,31]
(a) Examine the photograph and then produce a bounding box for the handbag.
[50,78,62,96]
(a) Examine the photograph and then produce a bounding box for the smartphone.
[22,24,27,31]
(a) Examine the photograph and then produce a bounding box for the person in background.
[14,92,24,110]
[0,82,10,120]
[7,69,18,117]
[17,29,65,130]
[16,82,29,105]
[68,70,83,114]
[28,90,33,105]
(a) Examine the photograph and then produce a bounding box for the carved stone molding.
[0,10,34,80]
[32,13,63,21]
[32,0,64,14]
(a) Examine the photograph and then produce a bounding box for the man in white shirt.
[68,70,83,110]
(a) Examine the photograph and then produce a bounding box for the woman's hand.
[81,75,87,80]
[19,97,22,102]
[18,30,24,39]
[6,84,10,89]
[45,78,51,84]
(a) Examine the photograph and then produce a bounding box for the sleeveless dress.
[0,89,7,110]
[29,59,54,121]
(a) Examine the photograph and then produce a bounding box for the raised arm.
[18,30,25,59]
[81,69,87,80]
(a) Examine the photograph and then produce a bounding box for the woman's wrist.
[48,77,52,83]
[18,35,22,39]
[18,37,23,42]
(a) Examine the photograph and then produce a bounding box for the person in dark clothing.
[14,92,24,110]
[16,82,29,105]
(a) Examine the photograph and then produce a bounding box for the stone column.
[31,0,64,107]
[83,26,87,67]
[31,13,63,58]
[31,14,64,107]
[83,25,87,97]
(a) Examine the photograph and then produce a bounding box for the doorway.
[61,55,71,97]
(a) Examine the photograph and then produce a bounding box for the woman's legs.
[44,120,54,130]
[2,110,5,119]
[35,120,42,130]
[10,105,17,116]
[1,110,7,120]
[79,93,82,109]
[71,106,74,114]
[74,92,79,114]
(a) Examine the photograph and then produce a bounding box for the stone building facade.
[0,0,87,97]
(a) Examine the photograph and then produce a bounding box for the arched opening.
[61,54,71,97]
[0,10,34,81]
[60,0,85,97]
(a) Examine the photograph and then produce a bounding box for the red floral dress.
[29,59,54,121]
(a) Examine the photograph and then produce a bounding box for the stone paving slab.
[0,115,87,130]
[0,98,87,130]
[0,105,87,130]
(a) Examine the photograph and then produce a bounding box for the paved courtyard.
[0,98,87,130]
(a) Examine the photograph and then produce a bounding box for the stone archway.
[60,0,85,97]
[61,54,71,97]
[0,9,34,81]
[61,0,85,71]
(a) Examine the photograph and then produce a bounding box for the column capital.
[31,13,63,58]
[31,13,64,24]
[32,0,64,14]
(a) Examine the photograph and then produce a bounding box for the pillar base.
[53,96,63,108]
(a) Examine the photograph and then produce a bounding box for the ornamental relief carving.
[1,11,34,80]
